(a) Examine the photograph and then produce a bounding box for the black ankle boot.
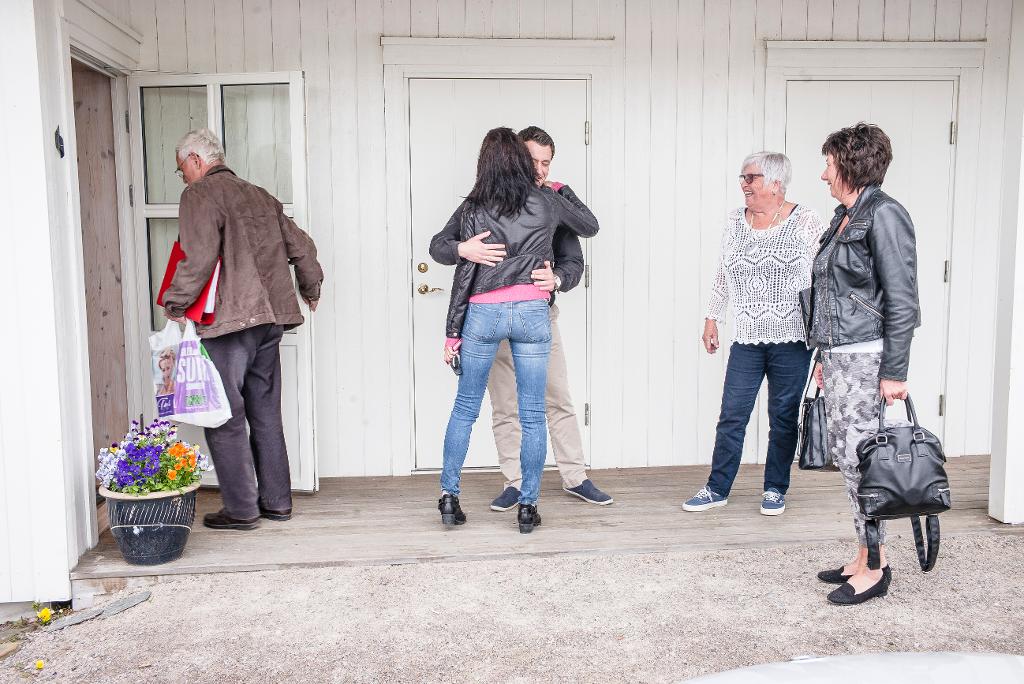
[827,566,892,605]
[517,503,542,534]
[438,493,466,528]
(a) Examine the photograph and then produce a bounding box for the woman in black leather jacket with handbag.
[803,123,921,605]
[437,127,599,534]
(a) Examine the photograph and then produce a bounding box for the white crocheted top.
[705,204,827,344]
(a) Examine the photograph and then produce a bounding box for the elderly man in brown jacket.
[163,128,323,531]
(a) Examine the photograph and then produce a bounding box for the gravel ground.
[3,534,1023,683]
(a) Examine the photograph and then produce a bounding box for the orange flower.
[188,454,197,467]
[167,469,178,481]
[168,443,187,459]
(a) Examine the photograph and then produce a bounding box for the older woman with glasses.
[682,152,826,516]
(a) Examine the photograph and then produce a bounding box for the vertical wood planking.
[214,0,245,72]
[155,0,188,72]
[271,0,302,70]
[464,0,492,36]
[297,0,340,475]
[621,0,652,467]
[243,0,274,72]
[832,0,860,39]
[354,1,393,472]
[520,0,547,37]
[184,0,216,72]
[646,0,678,466]
[327,0,366,474]
[805,0,834,39]
[781,0,808,39]
[673,0,705,462]
[698,0,731,462]
[492,0,520,36]
[884,0,912,40]
[545,0,574,37]
[910,0,938,39]
[959,0,986,39]
[411,0,440,36]
[934,0,962,39]
[573,0,600,37]
[130,0,159,71]
[383,0,412,35]
[438,0,466,35]
[859,0,886,39]
[756,0,783,39]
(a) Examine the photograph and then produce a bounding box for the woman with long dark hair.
[437,127,599,534]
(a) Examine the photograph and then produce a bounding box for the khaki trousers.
[488,304,588,490]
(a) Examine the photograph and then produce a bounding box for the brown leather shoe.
[203,510,260,530]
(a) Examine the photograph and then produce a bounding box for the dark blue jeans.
[706,341,813,497]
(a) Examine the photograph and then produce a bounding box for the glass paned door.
[128,71,316,492]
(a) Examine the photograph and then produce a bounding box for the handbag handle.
[876,393,921,432]
[802,348,820,400]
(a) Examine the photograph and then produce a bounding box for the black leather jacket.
[802,185,921,381]
[436,185,599,338]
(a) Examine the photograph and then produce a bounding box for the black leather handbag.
[856,395,951,571]
[798,351,831,470]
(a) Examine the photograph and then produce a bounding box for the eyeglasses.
[174,153,196,181]
[738,173,764,185]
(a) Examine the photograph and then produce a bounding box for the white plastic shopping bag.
[148,320,184,419]
[165,321,232,428]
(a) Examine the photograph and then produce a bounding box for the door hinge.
[128,184,134,207]
[943,260,950,283]
[949,121,957,145]
[584,402,591,426]
[584,264,591,288]
[584,120,591,146]
[124,110,130,134]
[939,394,945,417]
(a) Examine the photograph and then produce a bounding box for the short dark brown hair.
[821,123,893,191]
[518,126,555,157]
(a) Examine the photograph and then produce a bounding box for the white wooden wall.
[115,0,1011,476]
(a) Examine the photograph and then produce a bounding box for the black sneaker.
[438,493,467,528]
[827,566,892,605]
[490,486,521,512]
[259,506,292,521]
[517,503,542,534]
[203,510,260,531]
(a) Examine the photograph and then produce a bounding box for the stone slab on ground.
[44,608,101,632]
[100,591,151,619]
[0,643,19,661]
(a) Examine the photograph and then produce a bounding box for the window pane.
[147,218,179,330]
[221,84,292,202]
[142,87,207,203]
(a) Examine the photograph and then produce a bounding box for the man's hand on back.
[457,230,506,266]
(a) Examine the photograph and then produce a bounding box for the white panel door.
[128,72,317,491]
[784,79,956,438]
[409,78,591,470]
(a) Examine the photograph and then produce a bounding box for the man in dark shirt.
[429,126,612,510]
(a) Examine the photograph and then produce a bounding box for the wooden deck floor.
[71,456,1016,603]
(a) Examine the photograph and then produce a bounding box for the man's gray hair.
[741,151,792,193]
[175,128,226,164]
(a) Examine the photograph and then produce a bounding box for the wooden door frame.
[381,38,621,475]
[760,41,985,461]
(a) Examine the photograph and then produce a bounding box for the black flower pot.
[100,483,200,565]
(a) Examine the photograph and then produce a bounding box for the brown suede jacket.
[162,165,324,338]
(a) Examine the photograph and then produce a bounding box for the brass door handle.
[417,284,445,295]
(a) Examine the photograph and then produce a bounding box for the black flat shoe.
[203,510,260,530]
[259,506,292,521]
[827,566,892,605]
[517,504,542,534]
[438,493,467,528]
[817,567,854,585]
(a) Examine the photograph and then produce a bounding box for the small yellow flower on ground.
[36,607,52,624]
[35,660,44,670]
